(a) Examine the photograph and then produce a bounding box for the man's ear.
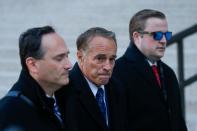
[26,57,39,74]
[133,31,142,46]
[77,50,84,63]
[133,31,140,41]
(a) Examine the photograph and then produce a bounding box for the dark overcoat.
[56,63,128,131]
[0,70,64,131]
[113,44,187,131]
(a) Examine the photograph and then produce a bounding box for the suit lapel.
[70,63,107,129]
[105,82,119,130]
[135,60,160,91]
[124,44,156,88]
[78,89,107,128]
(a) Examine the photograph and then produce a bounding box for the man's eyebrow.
[65,50,70,54]
[53,53,66,59]
[111,55,117,58]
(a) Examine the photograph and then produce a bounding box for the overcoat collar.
[123,43,166,103]
[69,63,108,129]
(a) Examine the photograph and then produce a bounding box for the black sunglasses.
[139,31,172,41]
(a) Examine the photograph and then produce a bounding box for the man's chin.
[60,79,69,86]
[99,79,110,85]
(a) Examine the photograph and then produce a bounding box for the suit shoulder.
[108,76,125,92]
[114,56,128,72]
[0,96,33,125]
[0,96,29,112]
[160,62,176,75]
[115,56,127,65]
[109,76,122,85]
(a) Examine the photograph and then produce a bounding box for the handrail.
[168,24,197,46]
[166,24,197,117]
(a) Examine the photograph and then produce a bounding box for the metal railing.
[167,24,197,116]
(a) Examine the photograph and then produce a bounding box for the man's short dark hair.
[76,27,117,51]
[129,9,166,42]
[19,25,55,71]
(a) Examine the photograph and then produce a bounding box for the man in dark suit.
[57,27,127,131]
[0,26,72,131]
[113,9,187,131]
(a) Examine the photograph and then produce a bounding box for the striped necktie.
[53,99,63,124]
[46,97,63,125]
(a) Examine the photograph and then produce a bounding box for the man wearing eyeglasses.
[113,9,187,131]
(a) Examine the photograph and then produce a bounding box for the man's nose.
[103,60,113,71]
[159,34,167,43]
[64,58,72,70]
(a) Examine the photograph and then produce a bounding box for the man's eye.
[97,57,104,60]
[96,56,105,62]
[55,57,63,61]
[110,58,115,62]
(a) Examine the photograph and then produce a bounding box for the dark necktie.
[46,97,63,125]
[53,99,63,124]
[152,65,161,88]
[96,88,107,125]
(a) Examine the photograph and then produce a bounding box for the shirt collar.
[147,59,157,66]
[85,77,105,97]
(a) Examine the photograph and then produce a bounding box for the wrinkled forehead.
[88,35,116,48]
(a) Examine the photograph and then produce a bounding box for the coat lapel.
[105,82,119,130]
[78,89,107,128]
[70,63,107,129]
[135,60,160,91]
[124,44,166,102]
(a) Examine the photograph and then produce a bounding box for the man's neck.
[147,59,157,66]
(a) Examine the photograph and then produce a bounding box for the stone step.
[0,0,196,130]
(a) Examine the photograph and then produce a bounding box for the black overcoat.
[113,44,187,131]
[0,70,64,131]
[56,63,128,131]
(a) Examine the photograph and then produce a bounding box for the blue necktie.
[46,97,63,125]
[96,88,107,125]
[53,98,63,125]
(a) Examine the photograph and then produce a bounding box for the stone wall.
[0,0,196,130]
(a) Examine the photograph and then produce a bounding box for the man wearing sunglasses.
[113,9,187,131]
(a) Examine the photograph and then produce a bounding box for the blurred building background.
[0,0,196,130]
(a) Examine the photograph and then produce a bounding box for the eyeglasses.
[139,31,172,41]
